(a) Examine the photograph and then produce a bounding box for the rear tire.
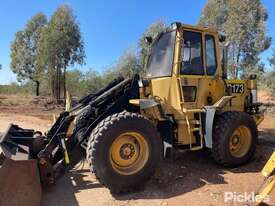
[211,112,257,167]
[86,111,162,193]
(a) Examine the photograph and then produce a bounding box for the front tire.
[211,112,257,167]
[86,111,162,193]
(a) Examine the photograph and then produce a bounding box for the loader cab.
[181,31,217,76]
[145,23,226,114]
[179,25,226,109]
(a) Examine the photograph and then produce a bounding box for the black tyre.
[73,107,92,133]
[86,111,162,193]
[211,112,257,167]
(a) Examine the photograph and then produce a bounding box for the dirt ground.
[0,94,275,206]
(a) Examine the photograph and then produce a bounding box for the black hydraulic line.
[47,112,69,137]
[71,76,125,112]
[89,78,132,108]
[72,78,133,118]
[38,115,75,159]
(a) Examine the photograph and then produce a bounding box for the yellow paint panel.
[253,114,264,126]
[180,75,213,79]
[226,79,248,111]
[262,152,275,177]
[177,119,196,144]
[255,176,275,203]
[256,152,275,203]
[180,77,225,109]
[226,79,246,84]
[129,99,140,106]
[150,77,182,112]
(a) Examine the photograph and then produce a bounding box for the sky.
[0,0,274,84]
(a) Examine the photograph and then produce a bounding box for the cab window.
[181,31,204,75]
[205,35,217,75]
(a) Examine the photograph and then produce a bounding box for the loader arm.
[0,75,140,206]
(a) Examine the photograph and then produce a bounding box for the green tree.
[65,69,101,97]
[264,70,275,95]
[268,49,275,68]
[199,0,271,78]
[265,49,275,94]
[38,5,85,100]
[10,12,47,96]
[199,0,228,32]
[101,21,166,80]
[65,70,83,96]
[115,49,142,78]
[84,70,105,95]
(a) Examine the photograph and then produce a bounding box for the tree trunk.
[63,68,66,103]
[35,81,40,96]
[236,49,241,78]
[56,66,61,102]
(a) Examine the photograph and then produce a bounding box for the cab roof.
[171,22,219,34]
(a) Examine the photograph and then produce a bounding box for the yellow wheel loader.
[0,22,264,205]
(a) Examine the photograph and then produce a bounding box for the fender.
[129,98,173,157]
[203,96,234,148]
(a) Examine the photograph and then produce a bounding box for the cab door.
[180,29,225,109]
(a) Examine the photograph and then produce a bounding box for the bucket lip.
[0,124,36,161]
[0,124,13,144]
[1,142,31,161]
[0,124,14,158]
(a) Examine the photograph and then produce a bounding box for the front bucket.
[0,159,42,206]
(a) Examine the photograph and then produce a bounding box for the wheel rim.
[229,125,252,158]
[109,132,149,175]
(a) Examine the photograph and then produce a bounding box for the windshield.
[146,31,176,78]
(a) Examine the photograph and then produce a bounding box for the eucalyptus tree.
[10,12,47,96]
[38,5,85,100]
[199,0,271,78]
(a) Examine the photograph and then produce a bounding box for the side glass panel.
[205,35,217,75]
[180,31,204,75]
[146,31,176,78]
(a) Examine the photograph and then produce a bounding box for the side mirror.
[249,74,257,80]
[145,36,153,45]
[218,33,226,43]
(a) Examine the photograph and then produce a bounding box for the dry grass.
[0,94,34,106]
[258,90,275,104]
[0,94,62,120]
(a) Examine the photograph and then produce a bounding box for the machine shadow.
[40,129,275,204]
[40,168,102,206]
[114,130,275,201]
